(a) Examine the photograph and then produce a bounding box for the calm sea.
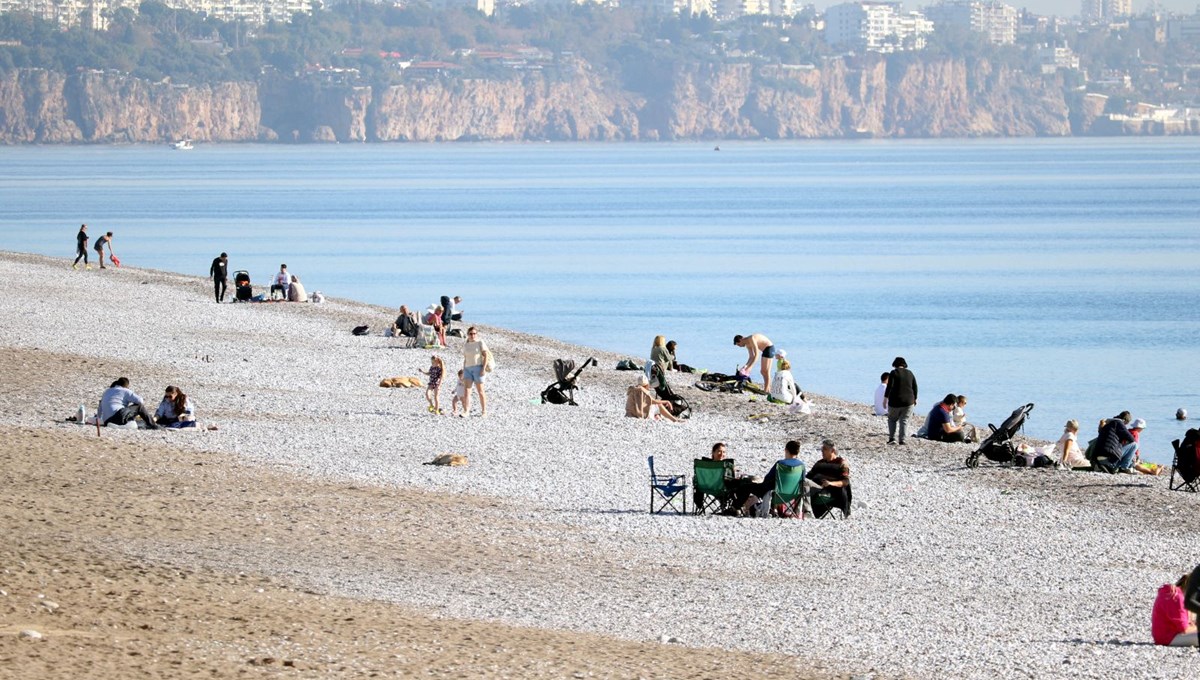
[2,139,1198,464]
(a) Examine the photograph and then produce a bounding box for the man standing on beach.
[72,224,90,270]
[884,356,918,445]
[210,252,229,303]
[734,333,776,391]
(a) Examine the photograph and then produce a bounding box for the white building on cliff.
[824,2,933,52]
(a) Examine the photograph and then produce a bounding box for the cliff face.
[0,59,1171,144]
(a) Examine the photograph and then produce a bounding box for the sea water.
[1,139,1198,464]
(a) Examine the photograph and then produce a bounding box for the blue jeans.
[1115,442,1138,470]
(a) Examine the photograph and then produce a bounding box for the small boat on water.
[170,139,194,150]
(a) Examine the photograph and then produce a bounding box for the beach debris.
[657,634,682,644]
[379,376,423,388]
[18,629,43,641]
[425,453,468,467]
[41,600,59,613]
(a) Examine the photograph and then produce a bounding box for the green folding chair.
[692,459,735,515]
[648,456,687,515]
[770,461,806,519]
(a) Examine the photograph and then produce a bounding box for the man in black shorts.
[210,252,229,303]
[72,224,91,270]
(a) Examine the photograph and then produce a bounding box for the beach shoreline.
[1,251,1196,679]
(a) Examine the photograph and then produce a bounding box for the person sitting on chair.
[808,439,851,517]
[391,305,418,337]
[738,440,803,516]
[98,377,158,429]
[693,442,736,509]
[926,394,972,443]
[270,264,290,300]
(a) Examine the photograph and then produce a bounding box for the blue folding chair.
[648,455,687,515]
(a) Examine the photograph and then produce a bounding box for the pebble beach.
[1,251,1197,680]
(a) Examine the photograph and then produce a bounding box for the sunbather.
[1055,420,1090,468]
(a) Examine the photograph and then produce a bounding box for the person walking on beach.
[460,326,490,417]
[210,252,229,303]
[72,224,91,270]
[734,333,776,391]
[884,356,917,445]
[94,231,114,269]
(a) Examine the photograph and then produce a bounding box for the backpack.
[616,359,642,371]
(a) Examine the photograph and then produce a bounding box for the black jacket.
[884,367,918,408]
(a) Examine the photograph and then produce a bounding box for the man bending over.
[734,333,776,391]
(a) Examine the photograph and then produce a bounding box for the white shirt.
[873,383,887,416]
[98,386,142,422]
[770,370,797,404]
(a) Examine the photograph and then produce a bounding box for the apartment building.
[926,0,1017,45]
[1080,0,1131,24]
[0,0,312,28]
[824,2,932,52]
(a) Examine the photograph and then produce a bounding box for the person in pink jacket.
[1151,573,1198,646]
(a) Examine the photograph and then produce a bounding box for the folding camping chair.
[648,456,687,515]
[693,458,735,515]
[770,461,807,519]
[810,482,853,519]
[1170,429,1200,493]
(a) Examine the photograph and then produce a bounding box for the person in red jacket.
[1151,573,1198,646]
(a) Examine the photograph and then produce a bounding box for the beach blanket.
[379,376,424,388]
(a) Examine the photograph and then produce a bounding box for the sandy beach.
[0,251,1196,680]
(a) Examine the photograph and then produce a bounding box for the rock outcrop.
[0,57,1179,144]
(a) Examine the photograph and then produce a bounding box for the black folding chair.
[1170,429,1200,493]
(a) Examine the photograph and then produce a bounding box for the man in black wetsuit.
[210,252,229,303]
[72,224,90,270]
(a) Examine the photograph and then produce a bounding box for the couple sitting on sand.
[97,378,196,429]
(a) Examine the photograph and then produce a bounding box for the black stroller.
[541,357,598,405]
[965,403,1034,468]
[233,270,252,302]
[651,364,692,419]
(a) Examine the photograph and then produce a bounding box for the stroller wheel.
[965,452,980,469]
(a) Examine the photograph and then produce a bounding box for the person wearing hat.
[1127,418,1164,475]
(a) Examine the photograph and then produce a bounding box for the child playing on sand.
[450,369,466,416]
[1127,418,1164,475]
[421,356,444,415]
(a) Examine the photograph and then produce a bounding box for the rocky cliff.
[0,58,1176,144]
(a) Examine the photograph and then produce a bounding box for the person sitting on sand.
[287,274,307,302]
[1056,420,1090,469]
[1126,418,1164,475]
[1152,573,1198,647]
[1093,413,1137,472]
[873,372,889,416]
[625,376,680,422]
[648,335,672,389]
[98,377,158,429]
[951,395,978,442]
[154,385,196,428]
[769,359,798,405]
[924,394,972,443]
[733,333,776,392]
[738,440,804,516]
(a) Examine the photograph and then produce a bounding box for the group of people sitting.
[389,296,463,347]
[1056,412,1163,474]
[693,439,851,518]
[96,378,196,430]
[269,264,307,302]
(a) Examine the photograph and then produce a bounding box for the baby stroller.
[541,357,598,405]
[233,270,252,302]
[651,364,692,419]
[965,403,1034,468]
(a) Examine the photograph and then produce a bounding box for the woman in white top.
[460,326,490,417]
[769,359,798,404]
[1056,419,1090,468]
